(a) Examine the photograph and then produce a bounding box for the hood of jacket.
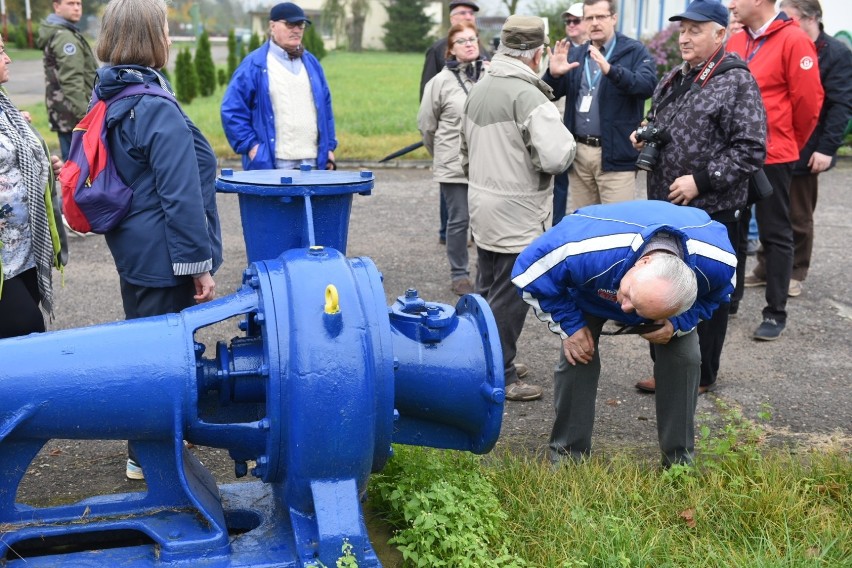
[487,53,554,100]
[94,65,172,101]
[36,14,78,49]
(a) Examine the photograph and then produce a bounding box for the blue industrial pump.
[0,168,505,567]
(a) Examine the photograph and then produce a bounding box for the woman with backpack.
[0,38,67,339]
[95,0,223,480]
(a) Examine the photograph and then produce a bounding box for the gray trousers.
[550,314,700,467]
[440,183,470,281]
[475,248,529,386]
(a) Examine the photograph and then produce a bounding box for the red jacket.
[727,14,823,165]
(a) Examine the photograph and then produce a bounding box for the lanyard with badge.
[579,37,617,113]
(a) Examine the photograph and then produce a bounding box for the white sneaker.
[126,458,144,480]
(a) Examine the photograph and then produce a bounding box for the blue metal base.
[2,481,379,567]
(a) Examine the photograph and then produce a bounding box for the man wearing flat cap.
[629,0,766,397]
[460,15,576,402]
[222,2,337,172]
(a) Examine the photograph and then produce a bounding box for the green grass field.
[20,50,431,162]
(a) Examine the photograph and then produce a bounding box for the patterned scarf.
[0,91,53,317]
[283,44,304,60]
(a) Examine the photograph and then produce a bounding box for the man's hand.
[326,150,336,170]
[50,155,63,179]
[629,129,644,151]
[808,151,832,174]
[562,326,595,365]
[248,144,259,161]
[668,174,699,205]
[193,272,216,303]
[587,43,611,75]
[548,39,580,78]
[641,319,674,344]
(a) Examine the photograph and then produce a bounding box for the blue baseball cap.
[270,2,311,25]
[669,0,729,28]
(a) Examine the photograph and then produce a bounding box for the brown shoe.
[451,278,474,295]
[635,377,656,393]
[514,363,529,379]
[505,380,542,401]
[698,383,716,395]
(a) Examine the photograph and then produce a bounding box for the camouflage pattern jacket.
[645,53,766,215]
[36,14,98,134]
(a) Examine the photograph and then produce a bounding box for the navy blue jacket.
[512,201,736,338]
[543,33,656,172]
[221,41,337,171]
[97,66,223,287]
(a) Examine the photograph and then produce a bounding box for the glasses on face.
[453,36,478,46]
[583,13,612,23]
[280,20,307,30]
[451,9,475,17]
[564,18,582,26]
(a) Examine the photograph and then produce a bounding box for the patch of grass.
[21,51,430,162]
[7,47,45,62]
[371,405,851,567]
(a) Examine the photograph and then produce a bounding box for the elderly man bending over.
[512,201,736,466]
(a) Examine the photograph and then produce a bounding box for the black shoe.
[753,317,785,341]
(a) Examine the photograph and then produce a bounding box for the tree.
[383,0,433,53]
[303,24,327,60]
[248,32,262,52]
[346,0,370,52]
[194,30,217,97]
[174,47,199,104]
[227,29,239,79]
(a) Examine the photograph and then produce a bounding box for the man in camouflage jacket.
[630,0,766,395]
[37,0,98,159]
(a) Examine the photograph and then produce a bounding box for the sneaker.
[788,279,802,297]
[126,458,144,480]
[451,278,474,295]
[514,362,529,379]
[744,273,766,287]
[505,380,542,401]
[753,317,785,341]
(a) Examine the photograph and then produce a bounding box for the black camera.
[634,122,669,172]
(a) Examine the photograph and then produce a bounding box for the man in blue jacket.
[221,2,337,171]
[543,0,656,212]
[512,201,736,466]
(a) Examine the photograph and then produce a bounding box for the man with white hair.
[512,201,736,466]
[460,15,576,401]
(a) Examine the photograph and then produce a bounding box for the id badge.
[579,95,593,113]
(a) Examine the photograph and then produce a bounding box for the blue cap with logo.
[669,0,729,28]
[270,2,311,25]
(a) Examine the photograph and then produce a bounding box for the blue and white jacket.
[97,65,223,288]
[511,201,736,338]
[221,41,337,171]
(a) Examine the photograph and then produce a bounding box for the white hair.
[496,43,543,60]
[644,253,697,316]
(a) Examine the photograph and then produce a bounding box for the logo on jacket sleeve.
[63,43,77,55]
[800,56,814,70]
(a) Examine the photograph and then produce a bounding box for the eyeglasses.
[280,20,307,30]
[564,18,582,26]
[451,9,475,17]
[453,37,478,46]
[583,13,612,23]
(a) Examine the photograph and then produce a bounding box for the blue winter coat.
[543,33,656,172]
[97,66,223,287]
[511,201,736,338]
[221,41,337,171]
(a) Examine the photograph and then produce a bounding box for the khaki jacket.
[460,54,576,253]
[418,66,475,184]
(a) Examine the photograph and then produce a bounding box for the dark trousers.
[552,169,569,226]
[58,131,72,161]
[0,268,45,339]
[552,314,700,467]
[438,190,448,240]
[732,163,794,323]
[475,247,529,386]
[120,277,197,464]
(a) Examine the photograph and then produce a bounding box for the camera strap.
[648,46,747,120]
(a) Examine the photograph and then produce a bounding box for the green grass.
[370,403,852,567]
[7,47,44,62]
[21,50,431,162]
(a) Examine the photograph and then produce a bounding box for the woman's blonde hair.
[97,0,170,68]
